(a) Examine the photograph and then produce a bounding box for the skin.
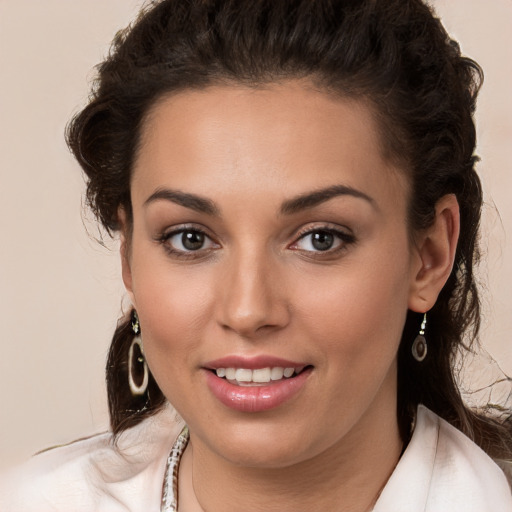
[121,81,459,512]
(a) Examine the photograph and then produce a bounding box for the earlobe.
[408,194,460,313]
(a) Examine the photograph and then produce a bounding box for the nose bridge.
[218,241,288,337]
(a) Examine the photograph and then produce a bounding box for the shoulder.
[0,404,185,512]
[428,406,512,511]
[374,405,512,512]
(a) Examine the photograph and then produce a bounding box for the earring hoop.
[412,313,428,362]
[129,311,149,396]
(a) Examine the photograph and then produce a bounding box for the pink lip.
[203,366,313,413]
[203,355,308,370]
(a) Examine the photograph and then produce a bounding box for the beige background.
[0,1,510,469]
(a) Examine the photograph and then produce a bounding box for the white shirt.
[1,404,510,511]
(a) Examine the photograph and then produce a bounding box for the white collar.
[374,405,512,511]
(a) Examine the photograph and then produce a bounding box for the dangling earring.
[129,310,149,396]
[412,313,427,362]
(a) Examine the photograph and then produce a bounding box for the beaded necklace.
[161,426,190,512]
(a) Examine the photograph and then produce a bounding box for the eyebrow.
[280,185,376,215]
[144,188,220,216]
[143,184,375,217]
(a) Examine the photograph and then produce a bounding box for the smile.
[203,360,313,412]
[214,366,306,386]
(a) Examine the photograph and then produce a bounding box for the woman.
[1,0,511,510]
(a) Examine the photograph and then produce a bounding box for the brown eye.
[164,229,217,253]
[181,231,205,250]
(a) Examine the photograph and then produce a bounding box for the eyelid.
[289,223,356,253]
[292,222,354,241]
[157,224,221,257]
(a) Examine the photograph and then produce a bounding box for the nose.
[216,249,290,339]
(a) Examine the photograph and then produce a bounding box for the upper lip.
[203,355,310,370]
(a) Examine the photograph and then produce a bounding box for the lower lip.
[203,368,312,413]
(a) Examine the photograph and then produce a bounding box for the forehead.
[133,81,408,211]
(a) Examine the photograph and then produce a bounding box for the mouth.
[203,359,313,412]
[211,365,310,386]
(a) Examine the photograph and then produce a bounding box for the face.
[123,81,420,469]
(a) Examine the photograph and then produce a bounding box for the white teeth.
[235,368,252,382]
[252,368,271,383]
[283,367,295,378]
[270,367,284,380]
[214,366,304,384]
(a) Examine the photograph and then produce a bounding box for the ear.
[118,207,136,307]
[408,194,460,313]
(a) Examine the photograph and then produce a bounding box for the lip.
[203,355,308,370]
[203,363,313,413]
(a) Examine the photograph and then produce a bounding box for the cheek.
[287,251,411,430]
[130,253,216,375]
[294,244,412,366]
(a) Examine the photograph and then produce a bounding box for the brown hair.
[66,0,512,460]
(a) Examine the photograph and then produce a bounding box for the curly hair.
[66,0,512,461]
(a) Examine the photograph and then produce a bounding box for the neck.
[179,387,402,512]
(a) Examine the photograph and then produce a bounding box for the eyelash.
[157,224,356,260]
[290,226,356,257]
[157,225,219,260]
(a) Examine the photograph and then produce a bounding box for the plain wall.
[0,0,511,469]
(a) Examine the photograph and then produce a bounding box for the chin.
[194,418,328,470]
[223,443,310,469]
